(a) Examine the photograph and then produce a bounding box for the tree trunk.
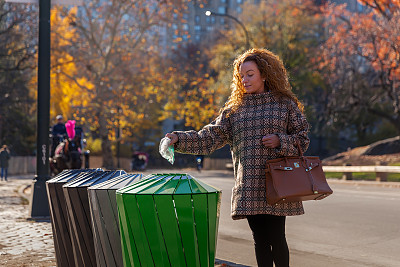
[99,113,114,169]
[394,117,400,135]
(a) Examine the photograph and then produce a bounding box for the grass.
[325,172,400,182]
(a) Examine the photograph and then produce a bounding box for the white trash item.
[159,137,175,164]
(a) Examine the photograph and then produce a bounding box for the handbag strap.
[295,139,304,157]
[295,140,320,193]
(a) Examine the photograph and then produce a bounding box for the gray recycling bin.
[63,170,126,267]
[46,169,103,267]
[88,173,142,267]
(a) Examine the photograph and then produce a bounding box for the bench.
[322,165,400,182]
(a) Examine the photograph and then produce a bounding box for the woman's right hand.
[165,133,178,145]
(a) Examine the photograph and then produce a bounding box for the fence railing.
[227,162,400,182]
[8,156,36,175]
[322,165,400,182]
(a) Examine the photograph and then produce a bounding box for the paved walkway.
[0,178,56,266]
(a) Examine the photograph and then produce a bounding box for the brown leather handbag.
[265,141,333,205]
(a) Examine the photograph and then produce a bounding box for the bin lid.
[116,173,220,195]
[47,168,104,184]
[88,173,142,190]
[64,170,126,188]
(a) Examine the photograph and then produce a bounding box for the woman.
[165,48,309,267]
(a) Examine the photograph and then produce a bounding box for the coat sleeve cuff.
[275,133,290,156]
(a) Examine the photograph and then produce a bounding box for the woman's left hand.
[262,134,280,148]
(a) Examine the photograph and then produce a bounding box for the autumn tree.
[60,0,200,168]
[207,0,327,153]
[0,1,37,154]
[49,6,94,122]
[318,0,400,143]
[158,43,223,131]
[240,0,326,114]
[28,6,94,128]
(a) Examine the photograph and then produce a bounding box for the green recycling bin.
[88,173,143,267]
[116,173,221,267]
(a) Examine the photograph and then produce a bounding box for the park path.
[0,178,56,266]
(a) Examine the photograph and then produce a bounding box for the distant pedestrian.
[0,145,11,181]
[164,48,310,267]
[51,115,67,157]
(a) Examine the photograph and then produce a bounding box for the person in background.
[0,145,11,181]
[164,48,310,267]
[51,115,67,157]
[195,155,204,172]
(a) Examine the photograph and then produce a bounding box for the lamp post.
[30,0,52,219]
[6,0,82,219]
[205,10,250,50]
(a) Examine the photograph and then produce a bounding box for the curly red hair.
[221,48,304,115]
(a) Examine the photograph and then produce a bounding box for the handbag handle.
[294,140,318,192]
[295,139,304,157]
[295,140,311,168]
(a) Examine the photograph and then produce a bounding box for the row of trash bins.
[46,169,221,267]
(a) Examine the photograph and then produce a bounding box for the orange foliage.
[358,0,400,14]
[147,45,222,131]
[29,6,94,123]
[50,7,94,123]
[316,0,400,132]
[319,1,400,81]
[61,0,207,150]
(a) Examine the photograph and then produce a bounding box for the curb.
[17,183,31,202]
[215,259,250,267]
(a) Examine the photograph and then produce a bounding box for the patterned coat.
[173,92,310,220]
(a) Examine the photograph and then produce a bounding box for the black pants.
[246,214,289,267]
